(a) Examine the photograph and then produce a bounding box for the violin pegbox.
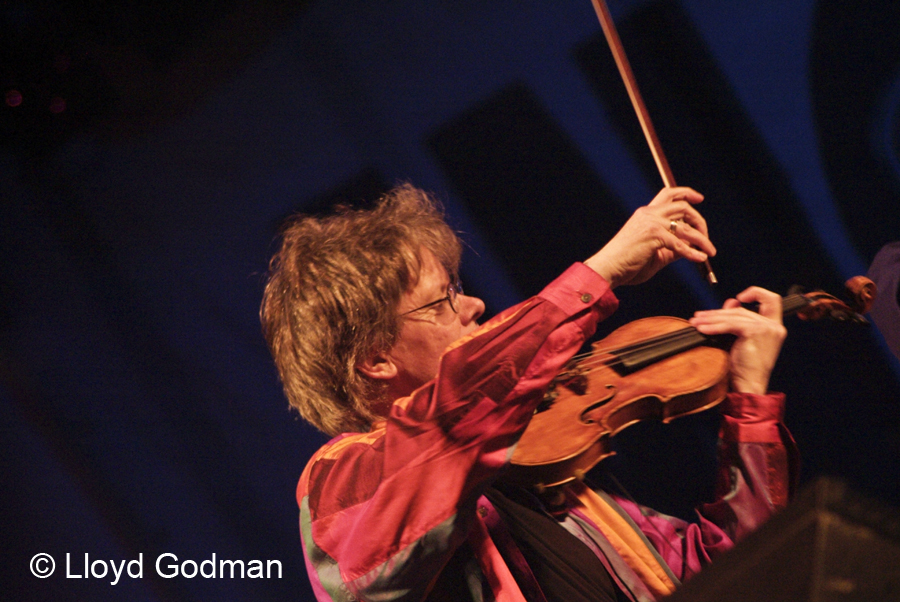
[789,276,876,324]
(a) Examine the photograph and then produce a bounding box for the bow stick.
[590,0,718,285]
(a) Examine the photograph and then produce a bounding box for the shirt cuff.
[720,392,786,444]
[537,262,618,318]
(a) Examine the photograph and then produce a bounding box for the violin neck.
[781,293,810,317]
[613,328,732,373]
[613,293,808,373]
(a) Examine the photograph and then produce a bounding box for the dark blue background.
[3,1,899,600]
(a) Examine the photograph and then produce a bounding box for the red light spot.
[5,90,23,107]
[49,97,66,113]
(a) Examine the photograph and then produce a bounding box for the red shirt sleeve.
[699,391,797,542]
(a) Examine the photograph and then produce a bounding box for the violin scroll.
[846,276,877,314]
[789,276,876,324]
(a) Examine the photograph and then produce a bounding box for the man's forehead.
[410,247,451,287]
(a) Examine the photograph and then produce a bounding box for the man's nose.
[459,294,485,325]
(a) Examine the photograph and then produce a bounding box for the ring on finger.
[669,220,678,234]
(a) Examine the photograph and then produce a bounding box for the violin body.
[510,316,729,488]
[507,278,875,489]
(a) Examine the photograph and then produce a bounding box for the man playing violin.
[260,183,794,602]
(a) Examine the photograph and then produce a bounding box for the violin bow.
[590,0,718,285]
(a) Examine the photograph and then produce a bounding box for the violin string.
[562,326,704,374]
[571,291,812,370]
[569,339,692,375]
[568,325,701,363]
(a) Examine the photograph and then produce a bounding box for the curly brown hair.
[260,184,463,436]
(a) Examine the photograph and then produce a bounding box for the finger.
[735,286,783,322]
[691,306,751,324]
[675,203,709,238]
[667,218,717,257]
[648,186,704,207]
[669,236,710,264]
[688,314,742,336]
[722,298,741,310]
[654,200,710,241]
[689,308,764,336]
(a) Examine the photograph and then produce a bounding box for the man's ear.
[356,351,398,381]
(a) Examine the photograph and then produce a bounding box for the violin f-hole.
[580,385,617,424]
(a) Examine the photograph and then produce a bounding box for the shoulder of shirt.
[308,423,386,465]
[298,423,387,501]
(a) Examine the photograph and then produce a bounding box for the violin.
[506,2,879,490]
[508,277,876,489]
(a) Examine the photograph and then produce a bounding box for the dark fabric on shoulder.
[485,484,626,602]
[424,540,485,602]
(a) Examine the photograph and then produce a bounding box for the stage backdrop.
[2,1,899,600]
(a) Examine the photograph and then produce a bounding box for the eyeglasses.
[401,280,463,316]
